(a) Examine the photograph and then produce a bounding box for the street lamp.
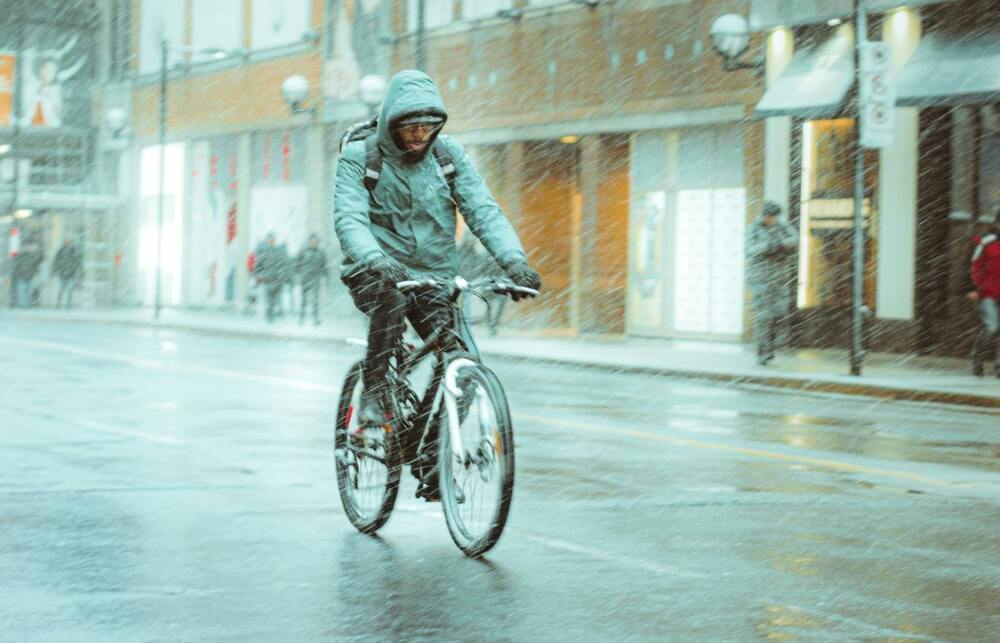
[105,108,129,139]
[358,74,387,119]
[709,14,764,73]
[154,40,240,319]
[281,74,314,115]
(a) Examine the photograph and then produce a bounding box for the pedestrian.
[334,69,541,426]
[968,210,1000,378]
[745,200,797,365]
[254,233,290,323]
[12,239,44,309]
[296,233,328,325]
[52,238,82,308]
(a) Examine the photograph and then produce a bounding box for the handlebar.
[395,276,539,299]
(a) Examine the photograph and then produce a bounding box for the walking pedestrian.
[52,238,82,308]
[12,240,44,309]
[968,211,1000,378]
[745,200,797,365]
[254,233,290,323]
[296,233,328,325]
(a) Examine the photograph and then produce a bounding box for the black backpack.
[339,118,458,197]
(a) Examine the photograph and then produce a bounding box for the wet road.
[1,317,999,641]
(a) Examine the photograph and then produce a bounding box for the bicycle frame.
[380,279,473,465]
[386,277,534,464]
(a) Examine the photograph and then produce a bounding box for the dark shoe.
[973,362,984,378]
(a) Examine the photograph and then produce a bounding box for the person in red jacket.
[968,211,1000,377]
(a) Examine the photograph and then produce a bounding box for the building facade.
[398,0,763,338]
[1,0,117,308]
[107,0,767,341]
[752,0,1000,356]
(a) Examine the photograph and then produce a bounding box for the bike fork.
[443,358,477,459]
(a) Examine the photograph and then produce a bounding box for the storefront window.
[797,119,879,309]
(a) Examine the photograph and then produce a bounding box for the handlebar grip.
[396,278,439,291]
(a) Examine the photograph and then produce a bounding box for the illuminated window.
[797,119,879,309]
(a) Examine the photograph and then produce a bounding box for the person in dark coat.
[52,238,82,308]
[254,233,291,323]
[745,201,798,365]
[296,233,328,325]
[968,211,1000,377]
[335,70,541,425]
[12,240,44,309]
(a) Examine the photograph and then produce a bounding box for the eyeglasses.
[396,122,441,136]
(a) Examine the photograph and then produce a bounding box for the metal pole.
[416,0,426,70]
[155,39,167,319]
[850,0,867,376]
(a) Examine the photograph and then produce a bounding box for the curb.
[15,312,1000,410]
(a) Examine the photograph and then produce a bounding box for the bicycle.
[333,276,538,557]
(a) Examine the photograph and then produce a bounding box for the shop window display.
[798,118,879,310]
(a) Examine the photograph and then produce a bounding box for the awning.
[896,24,1000,107]
[755,30,854,119]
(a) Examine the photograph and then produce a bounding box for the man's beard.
[401,144,431,163]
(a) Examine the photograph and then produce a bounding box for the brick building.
[109,0,765,340]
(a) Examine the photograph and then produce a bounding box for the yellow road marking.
[514,412,956,489]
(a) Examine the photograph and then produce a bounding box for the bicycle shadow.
[327,530,515,638]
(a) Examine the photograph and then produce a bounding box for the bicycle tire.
[334,361,401,534]
[439,363,515,558]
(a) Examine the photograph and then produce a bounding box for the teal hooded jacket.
[334,70,526,278]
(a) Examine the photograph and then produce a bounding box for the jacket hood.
[376,70,448,161]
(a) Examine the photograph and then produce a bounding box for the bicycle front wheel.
[439,363,515,558]
[334,361,400,534]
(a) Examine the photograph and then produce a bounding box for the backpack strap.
[363,135,383,194]
[361,137,459,199]
[432,142,458,196]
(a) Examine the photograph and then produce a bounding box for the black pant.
[301,281,321,323]
[265,282,282,322]
[343,271,479,390]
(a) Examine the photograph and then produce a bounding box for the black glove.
[364,255,411,286]
[501,259,542,301]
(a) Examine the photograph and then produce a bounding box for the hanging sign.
[859,41,896,148]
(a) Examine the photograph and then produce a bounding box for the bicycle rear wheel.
[439,363,515,557]
[334,361,401,534]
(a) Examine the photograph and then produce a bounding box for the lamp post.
[416,0,426,70]
[710,10,868,375]
[154,41,238,319]
[849,0,867,376]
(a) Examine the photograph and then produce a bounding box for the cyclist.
[334,69,541,425]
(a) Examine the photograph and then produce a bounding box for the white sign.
[859,41,896,148]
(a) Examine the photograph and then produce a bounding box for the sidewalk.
[7,306,1000,408]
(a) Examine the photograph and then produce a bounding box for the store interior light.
[0,215,13,224]
[560,135,580,144]
[827,17,843,26]
[14,209,33,219]
[0,144,11,154]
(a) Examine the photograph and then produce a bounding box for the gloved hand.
[364,255,412,286]
[501,259,542,301]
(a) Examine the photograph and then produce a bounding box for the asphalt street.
[1,316,998,641]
